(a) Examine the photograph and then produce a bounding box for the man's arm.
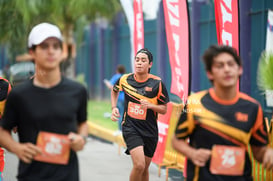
[111,89,120,122]
[139,100,167,114]
[103,79,113,90]
[0,127,41,163]
[251,145,273,169]
[69,121,88,151]
[172,135,211,167]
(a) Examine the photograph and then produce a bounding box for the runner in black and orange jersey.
[172,45,273,181]
[0,77,11,180]
[111,48,169,181]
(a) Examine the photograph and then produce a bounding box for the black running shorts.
[122,127,158,158]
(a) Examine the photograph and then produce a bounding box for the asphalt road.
[3,134,184,181]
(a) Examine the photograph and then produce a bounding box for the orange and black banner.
[163,0,190,103]
[133,0,144,55]
[152,0,191,164]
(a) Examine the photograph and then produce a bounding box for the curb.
[87,122,125,146]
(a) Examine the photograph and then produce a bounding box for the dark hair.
[202,45,241,72]
[29,45,37,51]
[136,48,153,63]
[116,65,126,74]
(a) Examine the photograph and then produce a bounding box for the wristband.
[81,135,88,144]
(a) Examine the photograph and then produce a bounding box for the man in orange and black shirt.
[172,45,273,181]
[111,48,169,181]
[0,77,12,180]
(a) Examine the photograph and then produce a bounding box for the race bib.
[128,101,147,120]
[34,131,70,165]
[210,145,245,176]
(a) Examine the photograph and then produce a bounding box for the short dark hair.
[202,45,241,72]
[116,65,126,74]
[136,48,153,63]
[29,45,37,51]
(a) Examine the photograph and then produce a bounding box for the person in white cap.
[0,22,88,181]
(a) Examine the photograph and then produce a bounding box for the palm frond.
[257,52,273,91]
[0,0,121,61]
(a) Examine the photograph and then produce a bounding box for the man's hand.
[68,132,86,152]
[189,148,211,167]
[140,99,167,114]
[140,99,151,109]
[14,143,42,163]
[111,107,120,122]
[263,148,273,170]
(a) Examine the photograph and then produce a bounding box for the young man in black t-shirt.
[111,48,169,181]
[0,22,88,181]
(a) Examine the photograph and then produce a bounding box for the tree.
[0,0,121,76]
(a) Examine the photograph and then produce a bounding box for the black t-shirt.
[1,77,87,181]
[113,73,169,138]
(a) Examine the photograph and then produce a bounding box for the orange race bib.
[34,131,70,165]
[128,101,147,120]
[210,145,245,176]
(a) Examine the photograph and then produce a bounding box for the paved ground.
[79,137,167,181]
[3,134,183,181]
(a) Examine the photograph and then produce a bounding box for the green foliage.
[75,73,87,88]
[257,52,273,91]
[0,1,29,57]
[87,100,118,131]
[0,0,121,61]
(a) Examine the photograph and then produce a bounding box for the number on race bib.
[128,101,147,120]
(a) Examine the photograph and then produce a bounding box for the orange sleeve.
[250,105,268,145]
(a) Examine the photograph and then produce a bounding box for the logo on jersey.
[235,112,248,122]
[128,101,147,120]
[145,86,152,92]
